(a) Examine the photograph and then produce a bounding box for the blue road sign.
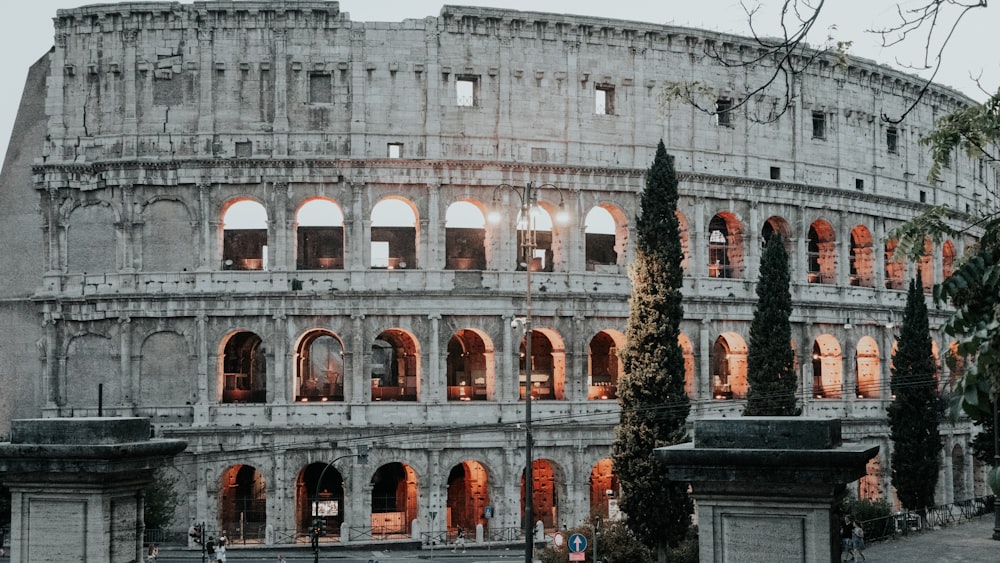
[568,532,587,553]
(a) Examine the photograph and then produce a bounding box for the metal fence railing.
[858,494,994,545]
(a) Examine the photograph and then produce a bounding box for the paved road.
[862,516,997,562]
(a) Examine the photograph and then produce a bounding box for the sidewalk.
[861,516,997,562]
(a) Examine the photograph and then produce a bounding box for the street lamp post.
[312,445,369,562]
[490,181,566,563]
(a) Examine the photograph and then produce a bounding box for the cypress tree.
[611,140,692,562]
[744,235,800,416]
[887,273,944,512]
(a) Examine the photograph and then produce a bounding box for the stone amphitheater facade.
[0,0,991,541]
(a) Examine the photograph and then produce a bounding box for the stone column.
[194,314,210,425]
[428,314,442,403]
[0,418,186,563]
[271,27,289,156]
[120,316,135,407]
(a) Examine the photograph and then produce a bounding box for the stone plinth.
[0,418,187,563]
[656,417,878,563]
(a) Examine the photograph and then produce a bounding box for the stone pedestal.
[656,417,878,563]
[0,418,187,563]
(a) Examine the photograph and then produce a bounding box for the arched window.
[584,206,619,270]
[711,332,747,399]
[588,331,624,400]
[518,207,556,272]
[371,199,417,269]
[222,200,268,270]
[708,213,744,278]
[850,225,875,287]
[445,201,487,270]
[942,240,956,280]
[761,216,792,254]
[447,461,490,532]
[371,329,419,401]
[297,463,345,536]
[812,335,842,399]
[519,329,566,400]
[884,238,905,290]
[855,336,880,398]
[296,331,344,401]
[221,331,266,403]
[807,220,836,284]
[446,329,494,401]
[371,462,418,535]
[219,465,266,536]
[296,199,345,270]
[920,236,934,293]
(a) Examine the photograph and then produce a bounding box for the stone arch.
[942,239,956,279]
[446,328,495,401]
[676,210,690,272]
[858,455,883,501]
[446,460,490,531]
[371,197,419,269]
[65,332,120,408]
[920,236,934,293]
[884,238,905,290]
[219,464,267,538]
[296,462,345,536]
[761,215,793,254]
[812,334,843,399]
[221,198,268,270]
[142,198,196,272]
[294,329,345,401]
[521,458,564,530]
[371,328,420,401]
[849,225,875,287]
[445,199,488,270]
[219,330,267,403]
[67,202,118,273]
[679,332,696,399]
[584,205,628,271]
[295,197,345,270]
[708,212,744,278]
[711,332,748,399]
[520,328,567,400]
[588,329,625,400]
[140,330,194,406]
[807,219,836,284]
[589,458,618,519]
[855,336,881,398]
[946,341,965,393]
[371,462,418,536]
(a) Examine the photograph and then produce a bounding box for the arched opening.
[711,332,748,399]
[676,211,690,272]
[850,225,875,287]
[219,465,266,541]
[371,198,417,269]
[446,329,494,401]
[445,201,487,270]
[296,198,345,270]
[588,330,624,400]
[295,330,344,402]
[519,329,566,400]
[371,329,419,401]
[807,220,836,284]
[952,444,966,501]
[708,213,744,278]
[446,461,490,532]
[521,459,560,530]
[812,335,843,399]
[371,462,417,536]
[221,331,266,403]
[761,216,792,254]
[589,459,618,519]
[942,240,956,280]
[679,333,696,399]
[296,462,345,536]
[920,237,934,293]
[222,199,268,270]
[584,206,619,270]
[855,336,881,398]
[884,238,905,290]
[518,206,556,272]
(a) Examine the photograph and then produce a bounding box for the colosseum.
[0,0,990,544]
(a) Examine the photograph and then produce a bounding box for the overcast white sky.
[2,1,996,161]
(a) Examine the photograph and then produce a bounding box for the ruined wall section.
[42,3,985,214]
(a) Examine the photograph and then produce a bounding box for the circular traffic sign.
[568,532,587,553]
[553,531,564,547]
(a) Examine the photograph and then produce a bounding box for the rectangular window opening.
[855,178,864,191]
[456,76,478,107]
[811,110,825,139]
[886,127,898,154]
[388,143,403,158]
[770,166,781,180]
[595,84,615,115]
[309,73,332,104]
[919,190,927,203]
[716,98,733,127]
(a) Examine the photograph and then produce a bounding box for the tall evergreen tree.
[887,273,944,512]
[744,235,800,416]
[611,140,692,562]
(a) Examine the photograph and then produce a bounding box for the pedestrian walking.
[852,520,866,562]
[841,517,854,561]
[145,543,159,562]
[452,524,466,553]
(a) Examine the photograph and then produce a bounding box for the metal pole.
[993,400,999,540]
[523,182,535,563]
